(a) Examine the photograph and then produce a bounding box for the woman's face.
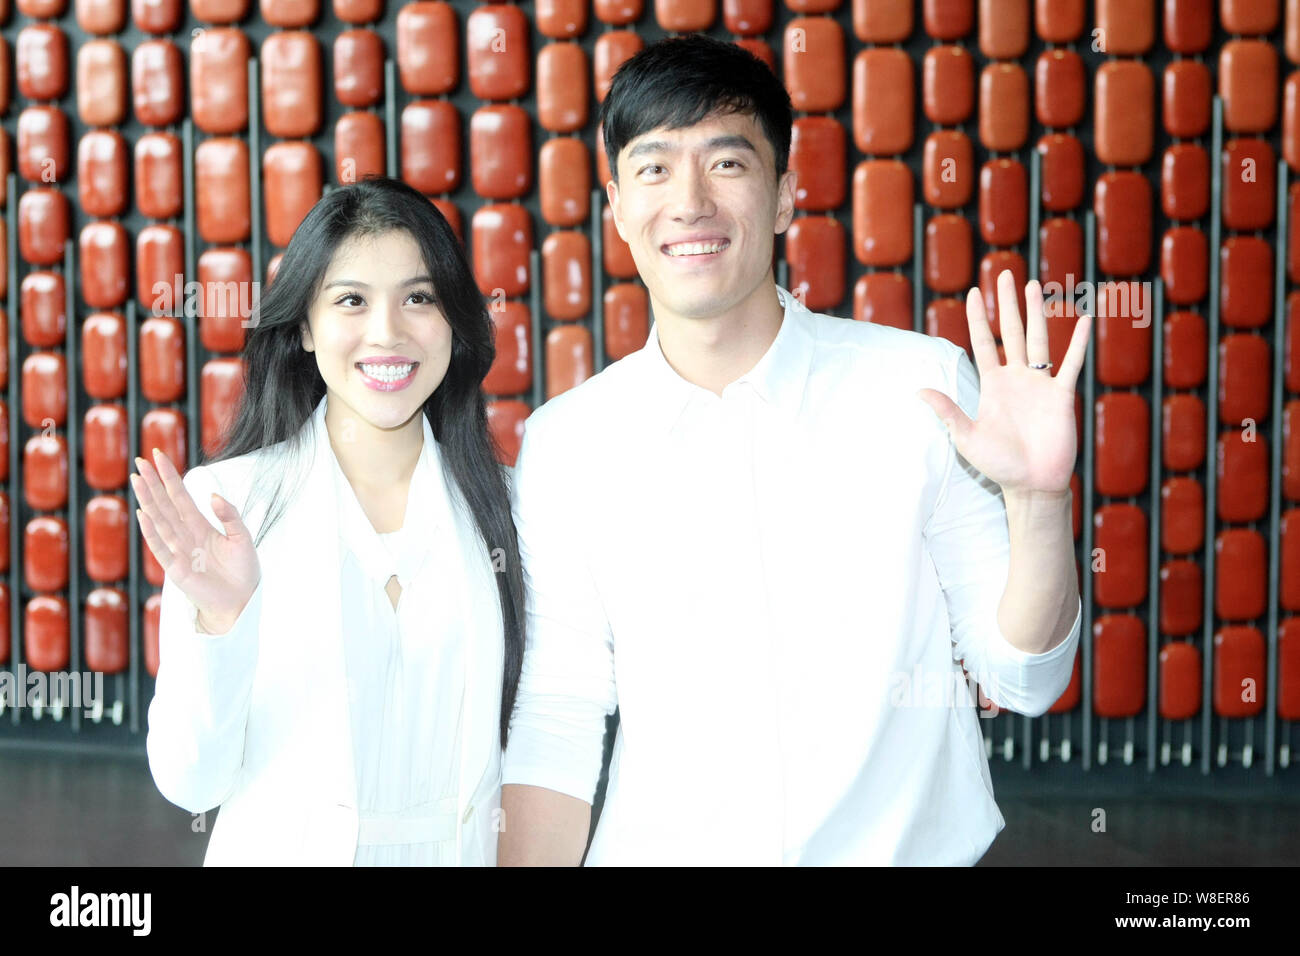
[300,229,454,434]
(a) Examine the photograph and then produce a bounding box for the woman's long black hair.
[206,176,524,750]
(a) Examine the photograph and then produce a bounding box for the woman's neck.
[324,399,425,492]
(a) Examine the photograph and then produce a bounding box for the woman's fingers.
[132,456,170,515]
[132,471,189,561]
[134,503,176,571]
[131,459,195,561]
[209,493,252,543]
[130,469,181,545]
[150,448,213,536]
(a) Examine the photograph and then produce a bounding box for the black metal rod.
[912,205,923,334]
[182,117,199,471]
[249,57,264,296]
[1266,158,1288,776]
[65,239,80,732]
[530,248,543,410]
[592,188,605,374]
[1149,278,1164,773]
[1202,97,1224,775]
[385,59,398,180]
[126,297,140,735]
[1082,209,1096,770]
[6,172,17,726]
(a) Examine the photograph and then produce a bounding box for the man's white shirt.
[501,284,1083,865]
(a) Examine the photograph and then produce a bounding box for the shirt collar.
[638,284,816,434]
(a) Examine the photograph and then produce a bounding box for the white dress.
[330,433,467,866]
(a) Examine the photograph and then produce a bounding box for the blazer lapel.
[422,422,505,849]
[254,396,357,829]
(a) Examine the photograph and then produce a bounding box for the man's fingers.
[1024,279,1050,366]
[997,270,1027,366]
[1055,313,1092,389]
[966,287,1000,373]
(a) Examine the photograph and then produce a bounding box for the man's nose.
[669,167,715,221]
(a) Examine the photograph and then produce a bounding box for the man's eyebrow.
[324,276,434,289]
[625,134,760,162]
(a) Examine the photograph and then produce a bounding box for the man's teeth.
[665,240,727,256]
[359,363,414,380]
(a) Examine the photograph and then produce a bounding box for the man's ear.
[299,319,314,352]
[606,176,628,242]
[774,168,797,236]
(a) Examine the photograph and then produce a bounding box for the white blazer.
[146,395,506,865]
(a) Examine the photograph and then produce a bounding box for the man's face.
[605,109,796,322]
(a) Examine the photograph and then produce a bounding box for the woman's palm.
[131,449,260,626]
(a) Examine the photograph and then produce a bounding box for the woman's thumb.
[210,493,249,539]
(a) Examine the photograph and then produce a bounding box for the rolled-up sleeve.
[922,344,1082,718]
[501,406,618,804]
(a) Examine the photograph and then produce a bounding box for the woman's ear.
[299,319,314,352]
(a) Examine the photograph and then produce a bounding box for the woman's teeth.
[358,363,415,381]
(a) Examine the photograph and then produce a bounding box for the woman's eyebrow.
[324,276,435,289]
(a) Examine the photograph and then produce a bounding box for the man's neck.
[652,278,785,396]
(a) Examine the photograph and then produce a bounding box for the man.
[499,34,1087,865]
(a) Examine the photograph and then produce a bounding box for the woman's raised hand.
[131,449,261,635]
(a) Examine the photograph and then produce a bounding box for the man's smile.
[661,238,731,258]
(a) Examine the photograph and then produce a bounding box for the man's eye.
[639,164,665,176]
[717,160,743,170]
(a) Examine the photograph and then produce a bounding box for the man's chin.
[649,285,737,320]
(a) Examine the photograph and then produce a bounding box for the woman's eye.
[336,294,363,307]
[408,291,435,305]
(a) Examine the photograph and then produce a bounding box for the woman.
[136,177,525,865]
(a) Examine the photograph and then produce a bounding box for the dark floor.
[0,745,1296,865]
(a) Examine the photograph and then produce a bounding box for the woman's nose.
[365,297,404,342]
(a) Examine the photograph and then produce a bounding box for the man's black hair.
[599,34,794,185]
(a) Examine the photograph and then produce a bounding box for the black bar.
[1082,209,1096,770]
[1148,278,1164,773]
[126,298,140,735]
[1202,97,1224,775]
[64,238,80,733]
[6,172,18,727]
[592,187,606,374]
[530,248,543,410]
[1265,158,1288,776]
[182,117,199,475]
[385,59,398,180]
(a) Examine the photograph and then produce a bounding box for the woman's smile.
[355,360,420,390]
